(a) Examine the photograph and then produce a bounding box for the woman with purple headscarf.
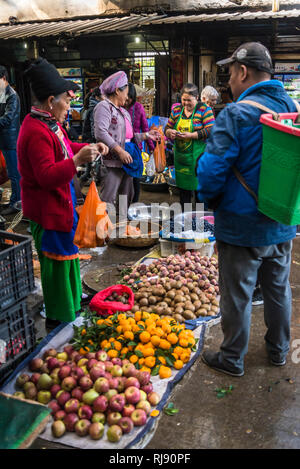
[93,71,159,221]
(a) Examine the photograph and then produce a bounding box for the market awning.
[0,9,299,40]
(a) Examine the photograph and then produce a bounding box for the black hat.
[24,57,79,101]
[216,42,273,74]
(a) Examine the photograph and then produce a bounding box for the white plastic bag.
[145,153,156,176]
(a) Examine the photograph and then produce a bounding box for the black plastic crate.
[0,301,36,386]
[0,230,35,312]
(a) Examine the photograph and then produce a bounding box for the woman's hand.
[73,144,100,167]
[146,129,161,141]
[176,131,196,140]
[119,149,133,165]
[165,128,177,140]
[96,142,109,156]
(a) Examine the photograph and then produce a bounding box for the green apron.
[174,106,206,190]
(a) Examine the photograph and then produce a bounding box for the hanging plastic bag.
[89,284,134,316]
[146,153,156,176]
[73,181,112,248]
[0,151,8,185]
[151,125,166,173]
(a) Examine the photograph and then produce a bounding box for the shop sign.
[274,63,300,73]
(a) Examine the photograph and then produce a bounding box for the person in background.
[165,83,215,210]
[17,58,108,330]
[197,42,297,376]
[124,83,155,203]
[201,86,220,114]
[93,71,159,221]
[80,87,103,186]
[0,65,21,215]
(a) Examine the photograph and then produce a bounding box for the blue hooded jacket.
[196,80,297,247]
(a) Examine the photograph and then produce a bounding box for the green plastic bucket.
[258,112,300,225]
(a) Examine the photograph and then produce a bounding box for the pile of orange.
[75,311,197,379]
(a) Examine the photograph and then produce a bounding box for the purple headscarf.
[100,71,128,96]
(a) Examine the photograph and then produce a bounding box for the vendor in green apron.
[165,83,215,210]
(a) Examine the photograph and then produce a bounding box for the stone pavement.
[1,185,300,449]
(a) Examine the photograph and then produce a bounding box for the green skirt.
[30,221,82,322]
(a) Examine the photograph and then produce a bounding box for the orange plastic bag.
[151,125,166,173]
[73,181,112,248]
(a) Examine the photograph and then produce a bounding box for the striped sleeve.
[196,104,215,140]
[165,105,181,133]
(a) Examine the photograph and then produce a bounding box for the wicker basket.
[140,95,154,118]
[112,221,160,248]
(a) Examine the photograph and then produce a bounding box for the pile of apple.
[13,345,160,443]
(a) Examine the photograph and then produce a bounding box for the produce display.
[121,252,219,322]
[71,311,198,377]
[12,344,161,443]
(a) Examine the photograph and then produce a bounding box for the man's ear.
[240,64,248,82]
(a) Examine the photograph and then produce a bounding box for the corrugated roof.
[0,9,299,40]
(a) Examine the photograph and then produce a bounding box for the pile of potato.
[123,252,219,322]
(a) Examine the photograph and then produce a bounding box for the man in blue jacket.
[0,65,21,215]
[197,42,297,377]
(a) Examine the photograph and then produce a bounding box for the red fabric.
[17,114,87,232]
[0,150,8,185]
[89,285,134,316]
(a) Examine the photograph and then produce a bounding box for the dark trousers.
[132,178,140,204]
[179,188,194,211]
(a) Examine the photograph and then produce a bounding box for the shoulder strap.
[238,99,280,121]
[232,166,258,203]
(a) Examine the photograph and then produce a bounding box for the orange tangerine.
[154,327,164,337]
[167,333,178,345]
[138,357,145,366]
[142,346,155,358]
[144,356,156,368]
[118,313,127,322]
[124,330,134,341]
[150,335,161,347]
[96,319,104,325]
[142,311,150,320]
[134,311,142,322]
[174,359,184,370]
[140,366,151,373]
[129,354,138,364]
[81,329,87,336]
[116,325,123,335]
[179,338,189,348]
[122,323,132,332]
[121,347,128,355]
[159,339,171,350]
[157,356,166,365]
[173,346,184,357]
[181,352,190,363]
[107,349,119,358]
[139,331,151,343]
[159,365,172,379]
[113,341,122,351]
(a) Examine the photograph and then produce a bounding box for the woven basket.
[112,221,160,248]
[140,95,154,118]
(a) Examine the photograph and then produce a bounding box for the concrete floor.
[1,184,300,449]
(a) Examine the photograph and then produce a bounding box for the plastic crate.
[0,301,36,386]
[0,230,35,312]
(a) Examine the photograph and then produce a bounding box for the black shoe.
[45,318,61,330]
[270,357,286,366]
[201,351,244,377]
[252,288,264,306]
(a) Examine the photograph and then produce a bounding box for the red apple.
[125,386,140,404]
[71,387,84,401]
[82,388,99,405]
[58,365,71,380]
[111,365,123,377]
[104,371,112,380]
[48,400,61,415]
[39,363,50,374]
[108,377,119,389]
[119,416,134,434]
[37,373,53,390]
[64,398,80,414]
[107,424,122,442]
[50,368,61,384]
[85,352,96,360]
[109,393,125,412]
[122,363,137,377]
[64,412,79,432]
[92,412,106,424]
[77,358,88,367]
[136,400,151,415]
[51,420,66,438]
[16,373,30,388]
[105,389,118,401]
[107,411,122,426]
[56,352,68,362]
[116,377,126,393]
[90,366,106,382]
[57,390,71,407]
[54,409,66,421]
[147,391,161,406]
[94,377,110,394]
[95,350,108,362]
[24,383,38,400]
[63,345,74,356]
[139,390,147,401]
[136,371,151,387]
[124,377,140,389]
[29,357,44,372]
[43,348,57,359]
[131,408,147,426]
[78,404,93,420]
[87,358,98,370]
[122,403,135,418]
[111,357,122,366]
[141,383,153,395]
[104,361,113,372]
[93,395,108,413]
[79,375,93,391]
[47,357,60,371]
[50,383,61,398]
[69,351,82,363]
[70,366,85,381]
[89,422,104,440]
[75,419,91,437]
[61,376,77,392]
[37,390,52,404]
[30,373,41,385]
